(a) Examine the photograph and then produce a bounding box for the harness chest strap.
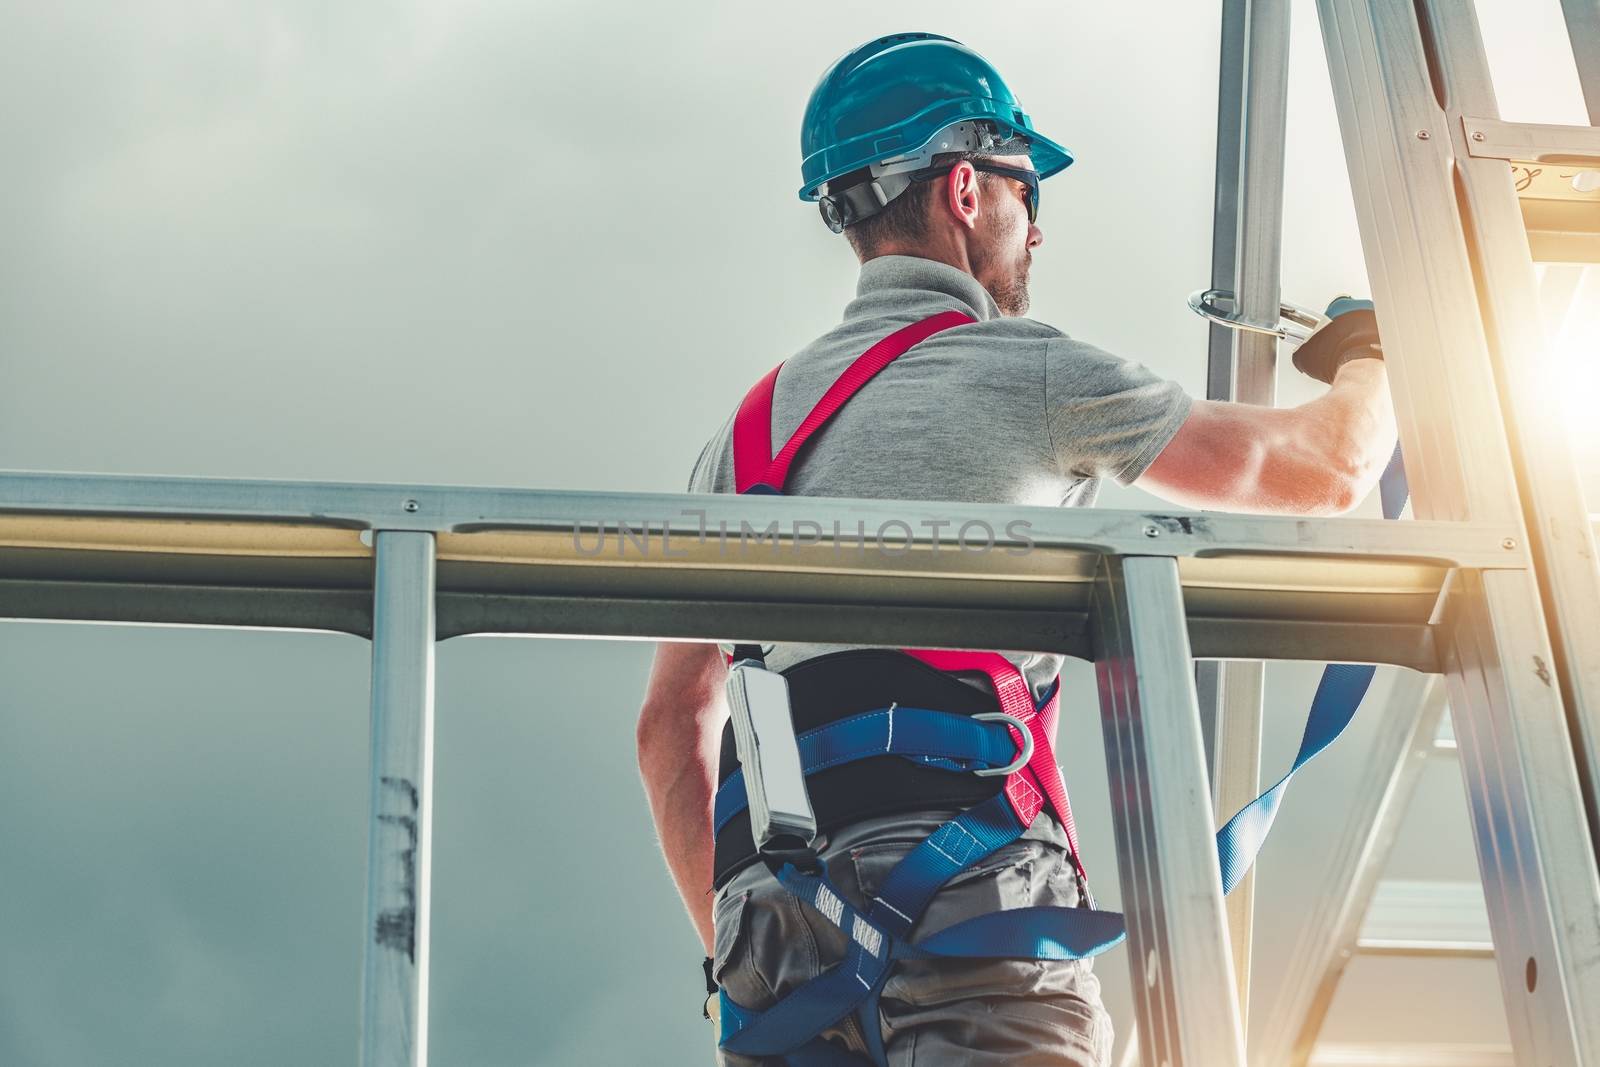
[733,310,977,494]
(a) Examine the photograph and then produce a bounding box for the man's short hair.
[842,151,1001,258]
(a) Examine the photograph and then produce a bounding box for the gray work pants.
[712,810,1114,1066]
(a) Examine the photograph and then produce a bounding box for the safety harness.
[711,310,1410,1065]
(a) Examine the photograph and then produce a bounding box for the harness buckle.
[971,711,1035,776]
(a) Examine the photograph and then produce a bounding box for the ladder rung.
[1460,117,1600,263]
[1310,1044,1512,1066]
[1356,880,1491,956]
[1354,939,1493,959]
[1461,115,1600,164]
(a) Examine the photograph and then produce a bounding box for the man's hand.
[1292,296,1383,385]
[636,641,730,956]
[1135,296,1397,516]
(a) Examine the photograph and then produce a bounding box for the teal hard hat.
[799,32,1074,204]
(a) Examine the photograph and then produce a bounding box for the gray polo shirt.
[687,254,1191,700]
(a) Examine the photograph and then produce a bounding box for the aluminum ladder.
[1126,0,1600,1064]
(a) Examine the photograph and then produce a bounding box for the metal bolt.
[402,499,420,513]
[1502,537,1517,550]
[1471,130,1485,142]
[1416,129,1431,140]
[1143,524,1161,538]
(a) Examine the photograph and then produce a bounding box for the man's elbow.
[1320,474,1362,516]
[1321,427,1392,514]
[636,700,676,760]
[635,641,728,755]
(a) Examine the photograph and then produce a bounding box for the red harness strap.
[724,310,1084,864]
[734,310,975,493]
[900,649,1081,862]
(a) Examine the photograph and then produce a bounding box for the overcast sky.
[1,2,1594,1064]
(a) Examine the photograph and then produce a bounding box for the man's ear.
[943,161,981,230]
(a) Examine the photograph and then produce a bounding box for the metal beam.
[0,469,1526,563]
[1218,0,1289,991]
[1094,555,1246,1067]
[359,532,437,1067]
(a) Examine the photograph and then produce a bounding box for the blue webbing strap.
[897,905,1126,961]
[713,707,1024,835]
[1213,444,1409,894]
[719,795,1024,1060]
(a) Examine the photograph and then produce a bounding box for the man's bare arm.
[636,640,729,955]
[1134,358,1396,515]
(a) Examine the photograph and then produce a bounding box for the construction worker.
[636,32,1398,1066]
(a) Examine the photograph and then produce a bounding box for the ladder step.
[1356,880,1492,957]
[1310,1044,1512,1066]
[1461,116,1600,263]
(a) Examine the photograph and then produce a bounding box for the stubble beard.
[988,254,1031,317]
[971,218,1032,316]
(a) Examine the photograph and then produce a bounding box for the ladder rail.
[1419,0,1600,864]
[1440,568,1600,1060]
[1317,0,1600,1061]
[1197,0,1291,1035]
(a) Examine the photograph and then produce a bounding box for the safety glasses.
[910,161,1041,223]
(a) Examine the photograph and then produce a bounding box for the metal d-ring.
[972,711,1035,776]
[1187,288,1325,346]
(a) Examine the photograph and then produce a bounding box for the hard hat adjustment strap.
[816,120,1029,233]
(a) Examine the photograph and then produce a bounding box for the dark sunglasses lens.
[1017,173,1039,222]
[982,163,1039,222]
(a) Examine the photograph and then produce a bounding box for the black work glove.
[1292,296,1383,385]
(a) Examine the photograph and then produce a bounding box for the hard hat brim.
[799,100,1073,201]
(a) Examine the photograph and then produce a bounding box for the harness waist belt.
[712,649,1058,890]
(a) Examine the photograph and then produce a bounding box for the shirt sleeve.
[1043,336,1194,485]
[686,436,715,493]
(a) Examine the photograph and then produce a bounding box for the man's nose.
[1027,223,1044,250]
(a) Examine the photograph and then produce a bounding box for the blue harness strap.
[1212,444,1408,894]
[713,706,1030,835]
[719,794,1095,1063]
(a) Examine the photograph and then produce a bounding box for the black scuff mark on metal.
[1533,656,1552,687]
[375,775,420,963]
[1142,515,1212,537]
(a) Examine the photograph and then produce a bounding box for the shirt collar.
[849,255,1002,323]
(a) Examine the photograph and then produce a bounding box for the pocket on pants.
[714,871,839,1009]
[714,865,864,1061]
[713,888,765,1009]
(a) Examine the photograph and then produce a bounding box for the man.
[637,32,1397,1066]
